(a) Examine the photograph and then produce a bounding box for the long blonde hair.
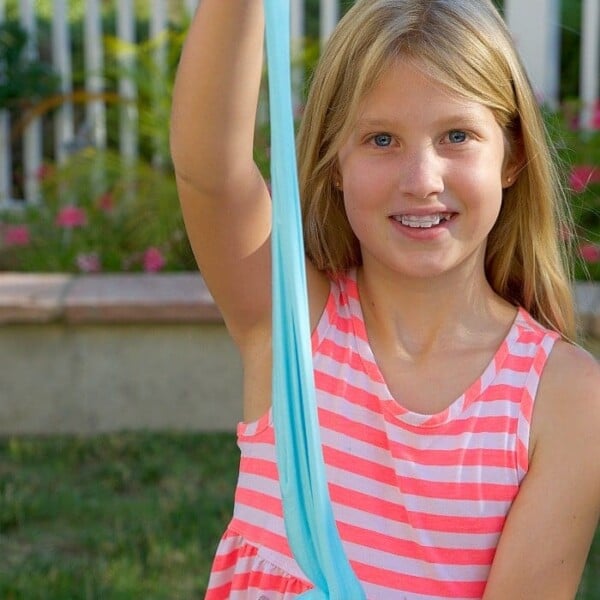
[297,0,576,339]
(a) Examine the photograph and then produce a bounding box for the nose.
[399,147,444,199]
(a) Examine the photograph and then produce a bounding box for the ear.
[502,163,522,189]
[502,132,525,189]
[332,163,343,191]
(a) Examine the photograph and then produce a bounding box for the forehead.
[355,58,495,125]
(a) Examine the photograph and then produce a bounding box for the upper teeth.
[396,214,450,228]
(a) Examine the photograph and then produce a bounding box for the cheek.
[455,152,504,197]
[342,189,379,241]
[342,193,362,227]
[341,160,391,205]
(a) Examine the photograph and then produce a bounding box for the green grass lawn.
[0,431,598,599]
[0,432,238,599]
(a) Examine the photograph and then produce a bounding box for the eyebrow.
[356,112,485,130]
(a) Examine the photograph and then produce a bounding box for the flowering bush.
[0,148,195,273]
[0,22,197,275]
[554,100,600,281]
[1,106,599,279]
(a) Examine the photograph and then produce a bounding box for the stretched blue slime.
[263,1,366,598]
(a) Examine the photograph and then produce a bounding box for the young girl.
[170,0,600,598]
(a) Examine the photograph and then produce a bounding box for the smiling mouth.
[392,213,455,228]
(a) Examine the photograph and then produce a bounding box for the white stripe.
[343,539,492,583]
[493,369,530,386]
[363,579,464,600]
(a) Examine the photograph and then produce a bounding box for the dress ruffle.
[205,528,312,599]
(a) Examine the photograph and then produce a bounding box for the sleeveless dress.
[205,270,559,600]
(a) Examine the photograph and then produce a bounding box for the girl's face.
[337,59,516,283]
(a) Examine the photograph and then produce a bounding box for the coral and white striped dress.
[205,270,559,599]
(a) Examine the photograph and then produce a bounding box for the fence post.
[117,0,138,163]
[151,0,168,167]
[580,0,600,130]
[291,0,305,110]
[20,0,42,203]
[320,0,339,46]
[505,0,561,108]
[52,0,75,164]
[85,0,107,150]
[0,0,12,207]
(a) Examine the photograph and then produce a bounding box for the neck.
[356,263,514,359]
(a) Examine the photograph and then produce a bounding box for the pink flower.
[580,243,600,264]
[96,192,115,214]
[143,247,166,272]
[3,225,30,247]
[592,101,600,130]
[56,205,87,228]
[569,165,600,193]
[76,252,101,273]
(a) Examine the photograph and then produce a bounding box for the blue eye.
[372,134,393,147]
[448,130,467,143]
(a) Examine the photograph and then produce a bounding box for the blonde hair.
[297,0,576,339]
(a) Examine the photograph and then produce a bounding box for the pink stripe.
[205,580,233,599]
[318,407,390,448]
[239,456,278,480]
[236,487,283,518]
[330,312,369,342]
[533,345,550,373]
[229,517,293,558]
[351,558,487,597]
[516,437,529,474]
[210,541,258,573]
[318,337,381,378]
[315,370,383,412]
[338,521,497,565]
[503,353,535,372]
[483,383,528,401]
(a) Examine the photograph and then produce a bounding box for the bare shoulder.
[529,340,600,532]
[538,339,600,414]
[534,340,600,442]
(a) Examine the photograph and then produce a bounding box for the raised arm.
[170,0,271,345]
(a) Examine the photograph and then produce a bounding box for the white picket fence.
[0,0,598,206]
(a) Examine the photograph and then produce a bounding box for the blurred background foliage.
[0,0,598,278]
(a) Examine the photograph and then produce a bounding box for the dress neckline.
[341,269,524,428]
